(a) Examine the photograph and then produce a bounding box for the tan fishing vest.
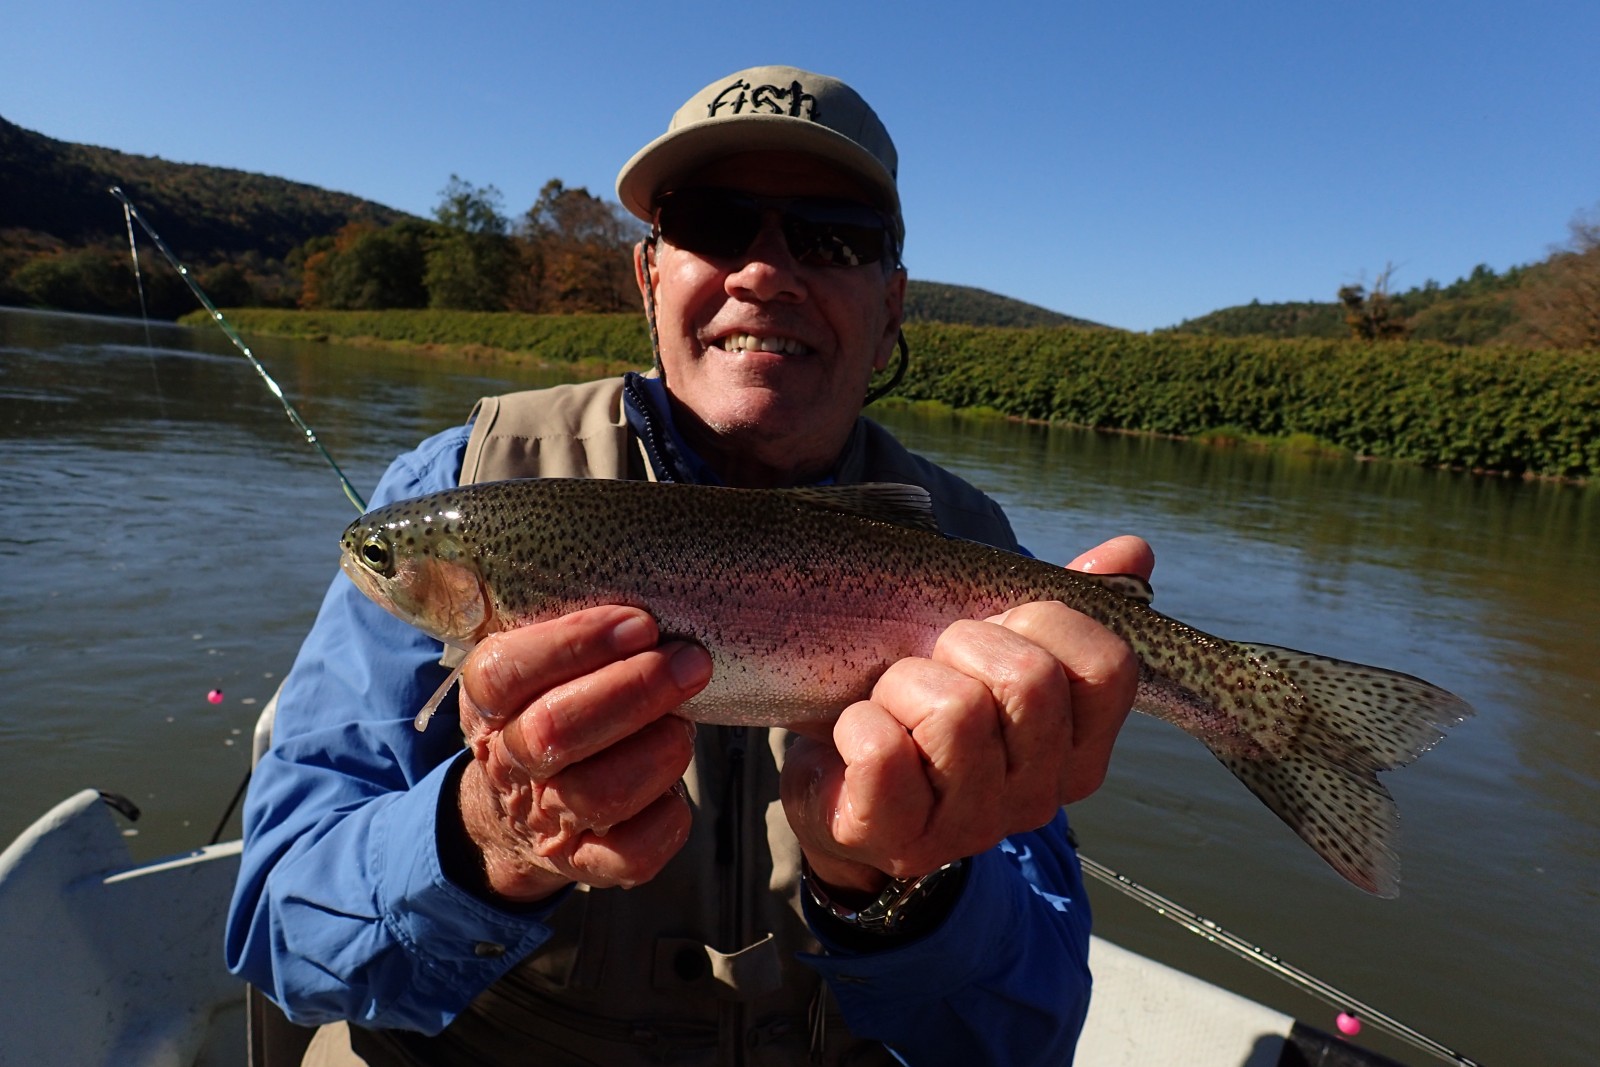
[357,378,1020,1067]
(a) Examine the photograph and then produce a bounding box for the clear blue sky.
[6,1,1596,331]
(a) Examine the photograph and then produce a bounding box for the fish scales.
[340,478,1473,896]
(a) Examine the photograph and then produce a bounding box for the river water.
[2,307,1595,1065]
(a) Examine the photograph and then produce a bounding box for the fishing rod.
[111,186,369,844]
[108,186,367,512]
[1078,853,1481,1067]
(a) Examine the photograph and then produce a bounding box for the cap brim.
[616,114,902,238]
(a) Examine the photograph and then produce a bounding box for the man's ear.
[633,240,656,303]
[875,267,908,372]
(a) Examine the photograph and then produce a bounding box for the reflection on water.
[3,309,1595,1066]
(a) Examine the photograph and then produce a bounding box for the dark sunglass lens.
[657,191,890,267]
[657,191,760,259]
[783,201,889,267]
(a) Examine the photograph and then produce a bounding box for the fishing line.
[1078,853,1481,1066]
[120,200,154,347]
[118,199,168,417]
[108,186,367,512]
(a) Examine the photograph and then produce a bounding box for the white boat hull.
[0,788,1395,1067]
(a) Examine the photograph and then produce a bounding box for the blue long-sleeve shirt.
[225,420,1095,1064]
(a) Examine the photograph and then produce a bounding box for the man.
[228,65,1153,1066]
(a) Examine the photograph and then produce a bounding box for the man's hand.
[781,536,1154,898]
[451,606,712,903]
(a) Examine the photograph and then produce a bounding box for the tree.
[197,261,256,308]
[9,248,134,313]
[299,221,429,310]
[509,178,644,313]
[1516,206,1600,350]
[295,235,336,309]
[1338,264,1408,341]
[425,175,513,311]
[433,175,509,236]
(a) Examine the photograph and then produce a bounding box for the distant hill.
[1161,262,1539,347]
[0,114,412,258]
[903,281,1107,329]
[1162,300,1345,339]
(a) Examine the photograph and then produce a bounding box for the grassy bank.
[189,308,1599,482]
[190,308,653,376]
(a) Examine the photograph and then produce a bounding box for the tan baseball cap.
[616,65,903,248]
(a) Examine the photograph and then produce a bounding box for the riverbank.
[185,307,1598,483]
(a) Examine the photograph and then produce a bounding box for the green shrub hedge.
[900,326,1597,480]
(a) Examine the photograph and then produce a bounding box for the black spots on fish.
[1134,630,1471,894]
[1219,752,1400,897]
[1238,642,1472,770]
[1184,642,1474,894]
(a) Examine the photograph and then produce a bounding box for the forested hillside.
[0,115,410,254]
[0,114,412,314]
[0,116,1086,329]
[1165,236,1599,350]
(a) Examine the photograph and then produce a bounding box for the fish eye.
[359,534,394,575]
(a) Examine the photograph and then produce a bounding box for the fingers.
[460,605,659,729]
[452,605,712,902]
[460,606,710,779]
[1067,535,1155,582]
[782,599,1141,885]
[987,602,1138,802]
[525,715,696,836]
[461,758,693,898]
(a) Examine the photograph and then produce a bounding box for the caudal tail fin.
[1208,643,1473,897]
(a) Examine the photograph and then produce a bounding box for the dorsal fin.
[1074,572,1155,604]
[775,483,942,532]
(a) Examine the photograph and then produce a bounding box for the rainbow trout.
[340,478,1472,897]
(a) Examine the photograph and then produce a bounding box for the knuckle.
[505,711,567,779]
[461,633,520,720]
[936,672,997,718]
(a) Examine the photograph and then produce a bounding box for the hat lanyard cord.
[865,331,909,406]
[640,235,667,384]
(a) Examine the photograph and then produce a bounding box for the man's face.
[638,152,906,487]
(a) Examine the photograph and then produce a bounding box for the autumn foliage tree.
[509,179,644,313]
[1516,206,1600,350]
[1338,264,1408,341]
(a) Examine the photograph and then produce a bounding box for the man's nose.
[724,213,805,303]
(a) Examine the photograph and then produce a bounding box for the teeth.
[721,333,808,355]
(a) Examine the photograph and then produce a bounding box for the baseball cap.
[616,65,903,248]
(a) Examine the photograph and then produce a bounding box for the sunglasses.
[653,188,896,269]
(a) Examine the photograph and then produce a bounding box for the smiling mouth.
[716,333,812,356]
